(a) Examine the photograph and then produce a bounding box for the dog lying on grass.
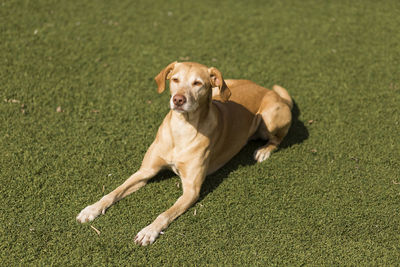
[77,61,293,245]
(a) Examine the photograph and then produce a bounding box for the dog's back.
[223,80,291,112]
[214,79,292,162]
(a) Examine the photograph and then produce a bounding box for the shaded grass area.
[1,0,399,264]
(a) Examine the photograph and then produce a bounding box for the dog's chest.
[159,112,211,172]
[163,129,209,167]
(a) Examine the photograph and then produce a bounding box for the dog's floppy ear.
[208,67,231,102]
[155,61,177,93]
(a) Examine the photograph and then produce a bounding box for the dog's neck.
[171,103,210,127]
[168,100,218,143]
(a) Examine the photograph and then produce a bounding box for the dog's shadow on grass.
[150,100,308,201]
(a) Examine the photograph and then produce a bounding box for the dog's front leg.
[134,167,206,246]
[76,168,160,223]
[77,144,165,223]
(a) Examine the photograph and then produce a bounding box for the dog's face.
[155,62,231,113]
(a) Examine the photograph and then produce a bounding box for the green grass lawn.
[1,0,399,265]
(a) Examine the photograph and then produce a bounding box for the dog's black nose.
[173,94,187,106]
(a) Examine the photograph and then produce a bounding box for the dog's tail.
[273,85,293,109]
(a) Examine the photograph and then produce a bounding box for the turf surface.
[1,0,400,265]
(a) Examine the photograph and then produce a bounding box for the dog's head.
[155,61,231,113]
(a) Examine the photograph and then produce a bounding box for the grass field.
[1,0,400,265]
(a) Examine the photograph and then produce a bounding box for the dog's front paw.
[254,148,271,162]
[134,225,161,246]
[76,204,105,223]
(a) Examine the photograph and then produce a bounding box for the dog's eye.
[193,81,202,87]
[172,78,179,83]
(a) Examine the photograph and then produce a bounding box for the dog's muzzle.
[172,94,187,111]
[173,94,186,107]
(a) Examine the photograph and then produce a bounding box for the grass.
[1,0,399,265]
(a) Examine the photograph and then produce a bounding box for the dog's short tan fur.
[77,61,292,245]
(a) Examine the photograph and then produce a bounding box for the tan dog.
[77,61,293,245]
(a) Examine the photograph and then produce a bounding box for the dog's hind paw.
[76,204,104,223]
[254,148,271,162]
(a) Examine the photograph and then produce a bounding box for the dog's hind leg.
[253,126,289,162]
[253,102,291,162]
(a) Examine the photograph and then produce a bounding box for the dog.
[77,61,293,246]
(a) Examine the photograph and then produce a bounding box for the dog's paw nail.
[76,204,102,223]
[254,149,271,162]
[135,225,160,246]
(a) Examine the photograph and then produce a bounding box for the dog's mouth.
[172,105,187,113]
[170,96,199,113]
